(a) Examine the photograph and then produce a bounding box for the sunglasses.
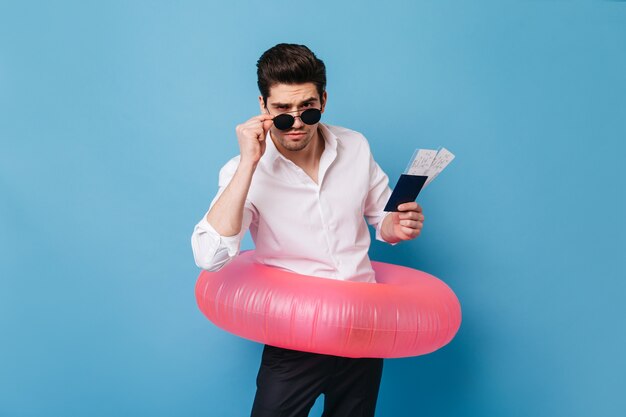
[270,108,322,130]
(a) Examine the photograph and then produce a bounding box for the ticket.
[405,149,438,176]
[424,147,455,187]
[384,147,455,211]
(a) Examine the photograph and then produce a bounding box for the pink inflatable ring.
[195,251,461,358]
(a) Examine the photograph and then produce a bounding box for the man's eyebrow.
[271,97,319,107]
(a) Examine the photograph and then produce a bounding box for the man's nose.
[292,114,305,128]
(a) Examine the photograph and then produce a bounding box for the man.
[191,43,424,417]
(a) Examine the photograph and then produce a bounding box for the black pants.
[250,344,384,417]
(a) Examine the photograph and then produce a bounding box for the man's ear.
[258,95,266,114]
[320,91,328,113]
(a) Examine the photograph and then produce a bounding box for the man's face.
[259,82,327,153]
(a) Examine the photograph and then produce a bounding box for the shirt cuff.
[197,216,242,257]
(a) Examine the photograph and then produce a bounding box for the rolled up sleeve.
[191,209,252,271]
[191,157,256,271]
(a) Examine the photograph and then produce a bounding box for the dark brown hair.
[257,43,326,106]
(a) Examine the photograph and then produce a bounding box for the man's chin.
[280,137,310,152]
[283,143,308,152]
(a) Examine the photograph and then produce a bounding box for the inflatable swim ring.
[195,251,461,358]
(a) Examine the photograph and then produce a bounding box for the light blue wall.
[1,1,624,416]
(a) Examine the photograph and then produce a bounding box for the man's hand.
[236,114,274,166]
[381,202,425,243]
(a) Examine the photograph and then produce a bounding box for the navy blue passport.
[384,174,428,212]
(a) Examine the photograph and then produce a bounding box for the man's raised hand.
[235,114,274,166]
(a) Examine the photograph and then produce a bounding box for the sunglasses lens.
[272,109,321,130]
[273,114,295,130]
[300,108,322,125]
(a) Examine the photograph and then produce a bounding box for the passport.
[384,174,428,212]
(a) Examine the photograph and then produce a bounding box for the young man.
[191,43,425,417]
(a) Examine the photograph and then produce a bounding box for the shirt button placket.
[317,190,340,271]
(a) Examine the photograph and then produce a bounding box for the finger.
[399,219,413,227]
[400,220,423,229]
[248,115,274,139]
[255,113,274,122]
[399,211,425,222]
[397,202,419,212]
[398,212,414,220]
[248,120,272,141]
[400,226,421,238]
[243,114,273,129]
[243,126,265,141]
[262,119,274,137]
[245,116,271,128]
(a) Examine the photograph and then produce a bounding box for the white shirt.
[191,123,395,283]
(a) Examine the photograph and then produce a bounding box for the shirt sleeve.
[363,149,398,245]
[191,158,256,271]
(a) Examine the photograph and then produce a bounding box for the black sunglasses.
[270,108,322,130]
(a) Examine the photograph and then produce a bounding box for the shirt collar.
[262,122,338,167]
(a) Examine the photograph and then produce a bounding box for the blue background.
[1,1,625,416]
